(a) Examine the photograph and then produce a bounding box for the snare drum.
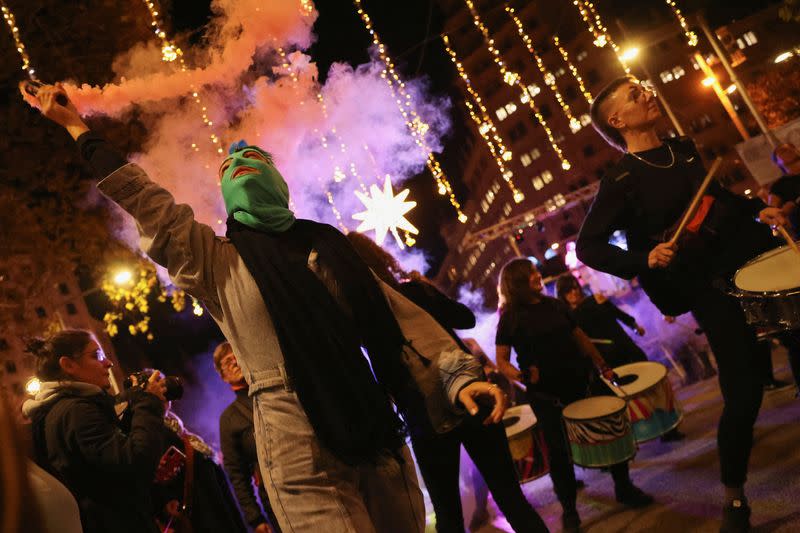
[733,244,800,330]
[502,405,549,482]
[562,396,636,468]
[602,361,682,442]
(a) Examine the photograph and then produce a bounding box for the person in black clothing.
[576,75,788,532]
[22,329,168,533]
[495,258,653,533]
[768,142,800,222]
[555,273,647,367]
[216,342,280,533]
[347,232,547,533]
[556,274,686,443]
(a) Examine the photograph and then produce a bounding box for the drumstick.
[667,157,723,248]
[776,225,800,259]
[589,338,613,345]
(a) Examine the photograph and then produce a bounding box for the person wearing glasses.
[576,75,787,532]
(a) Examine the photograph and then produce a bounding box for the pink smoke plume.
[48,0,451,272]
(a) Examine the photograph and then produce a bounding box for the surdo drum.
[561,396,636,468]
[502,404,549,482]
[732,244,800,330]
[602,361,682,442]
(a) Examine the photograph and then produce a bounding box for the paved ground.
[422,348,800,533]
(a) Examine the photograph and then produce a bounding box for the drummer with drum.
[576,75,788,533]
[496,258,654,533]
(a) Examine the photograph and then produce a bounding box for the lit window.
[532,177,544,190]
[660,70,674,83]
[492,181,501,193]
[545,199,557,212]
[542,170,554,184]
[502,170,514,181]
[520,153,532,167]
[553,132,565,143]
[473,212,481,224]
[505,102,518,114]
[691,58,700,70]
[527,83,541,96]
[530,148,541,160]
[576,50,588,62]
[672,65,685,79]
[496,107,508,121]
[736,38,746,49]
[503,202,512,216]
[469,254,478,266]
[555,67,566,77]
[481,199,490,213]
[743,31,757,46]
[554,193,566,207]
[579,113,591,126]
[520,92,530,104]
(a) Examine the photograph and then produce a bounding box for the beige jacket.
[98,163,482,432]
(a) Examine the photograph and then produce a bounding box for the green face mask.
[220,141,296,233]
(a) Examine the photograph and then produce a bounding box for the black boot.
[562,509,581,533]
[615,484,655,508]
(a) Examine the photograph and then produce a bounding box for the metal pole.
[616,19,686,136]
[694,52,749,141]
[697,13,779,148]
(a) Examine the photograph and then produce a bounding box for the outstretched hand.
[458,381,508,425]
[21,82,88,139]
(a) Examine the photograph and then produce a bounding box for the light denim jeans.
[252,366,425,533]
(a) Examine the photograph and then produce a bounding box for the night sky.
[165,0,779,271]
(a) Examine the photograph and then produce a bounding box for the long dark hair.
[25,329,93,381]
[497,258,538,312]
[346,231,408,289]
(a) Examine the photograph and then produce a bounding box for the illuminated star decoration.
[353,175,419,248]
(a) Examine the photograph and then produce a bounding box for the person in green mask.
[31,83,518,533]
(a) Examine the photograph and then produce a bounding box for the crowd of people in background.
[5,74,800,533]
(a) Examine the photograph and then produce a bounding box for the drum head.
[502,404,537,438]
[562,396,626,420]
[734,244,800,293]
[605,361,667,397]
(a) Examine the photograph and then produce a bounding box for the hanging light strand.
[442,35,524,203]
[573,0,629,73]
[353,0,467,223]
[315,91,369,194]
[665,0,698,47]
[275,46,348,232]
[0,1,35,78]
[462,0,571,171]
[553,36,593,104]
[506,6,582,133]
[141,0,222,154]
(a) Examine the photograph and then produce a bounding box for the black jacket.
[577,137,773,314]
[398,279,476,352]
[220,390,276,530]
[572,296,648,367]
[28,385,165,533]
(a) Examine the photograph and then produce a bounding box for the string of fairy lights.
[463,0,571,171]
[1,0,35,78]
[141,0,222,155]
[442,35,524,204]
[353,0,467,223]
[553,36,593,104]
[665,0,698,47]
[506,6,582,134]
[274,45,349,232]
[573,0,629,73]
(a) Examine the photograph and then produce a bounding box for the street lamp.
[701,76,716,87]
[774,51,794,64]
[620,46,640,62]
